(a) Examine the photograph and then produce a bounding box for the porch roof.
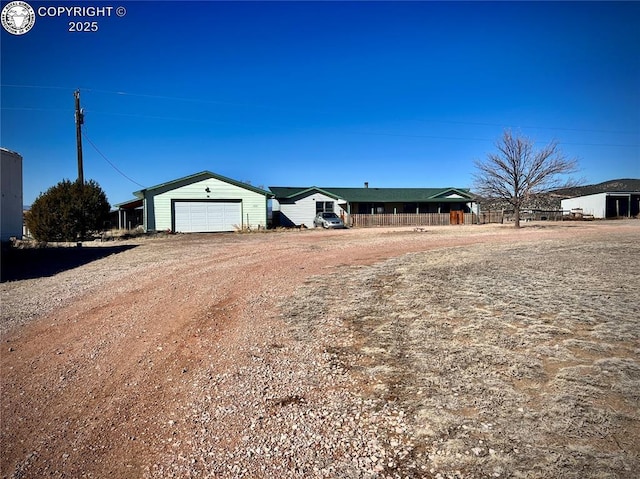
[269,186,475,203]
[113,198,143,210]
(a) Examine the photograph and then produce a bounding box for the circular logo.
[1,1,36,35]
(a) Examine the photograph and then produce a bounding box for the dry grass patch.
[283,230,639,478]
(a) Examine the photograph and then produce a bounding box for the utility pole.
[74,89,84,184]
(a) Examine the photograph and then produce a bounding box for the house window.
[316,201,334,213]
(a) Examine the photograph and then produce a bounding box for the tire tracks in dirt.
[2,223,632,477]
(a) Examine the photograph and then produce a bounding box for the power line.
[4,105,636,148]
[1,83,73,91]
[82,131,146,188]
[73,109,640,148]
[84,111,638,146]
[0,107,72,112]
[415,119,638,135]
[342,129,637,148]
[1,84,280,110]
[82,109,212,124]
[3,83,637,136]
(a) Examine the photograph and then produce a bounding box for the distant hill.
[476,178,640,211]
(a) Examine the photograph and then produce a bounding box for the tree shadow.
[1,244,138,282]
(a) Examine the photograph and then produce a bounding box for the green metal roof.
[268,186,344,201]
[269,186,474,203]
[134,171,273,198]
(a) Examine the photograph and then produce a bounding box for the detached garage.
[173,200,242,233]
[120,171,272,233]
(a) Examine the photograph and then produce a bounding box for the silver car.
[313,212,345,228]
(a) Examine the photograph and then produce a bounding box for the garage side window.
[316,201,334,213]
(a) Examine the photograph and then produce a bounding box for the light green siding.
[148,177,267,231]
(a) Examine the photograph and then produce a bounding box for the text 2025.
[68,21,98,32]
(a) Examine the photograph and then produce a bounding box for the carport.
[606,193,640,218]
[113,198,143,230]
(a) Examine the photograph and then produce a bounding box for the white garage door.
[174,201,241,233]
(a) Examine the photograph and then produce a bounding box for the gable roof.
[268,186,344,201]
[134,171,273,198]
[270,186,474,203]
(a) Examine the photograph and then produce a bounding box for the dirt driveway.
[1,222,638,478]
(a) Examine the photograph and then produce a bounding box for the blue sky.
[2,1,638,206]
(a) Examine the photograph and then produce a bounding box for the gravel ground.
[284,227,640,478]
[1,221,638,478]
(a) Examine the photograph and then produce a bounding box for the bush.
[25,179,110,242]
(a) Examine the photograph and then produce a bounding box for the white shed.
[1,148,23,241]
[561,192,640,219]
[123,171,272,233]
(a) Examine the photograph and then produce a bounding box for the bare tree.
[473,130,579,227]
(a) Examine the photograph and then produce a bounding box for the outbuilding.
[561,192,640,219]
[1,147,23,241]
[117,171,272,233]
